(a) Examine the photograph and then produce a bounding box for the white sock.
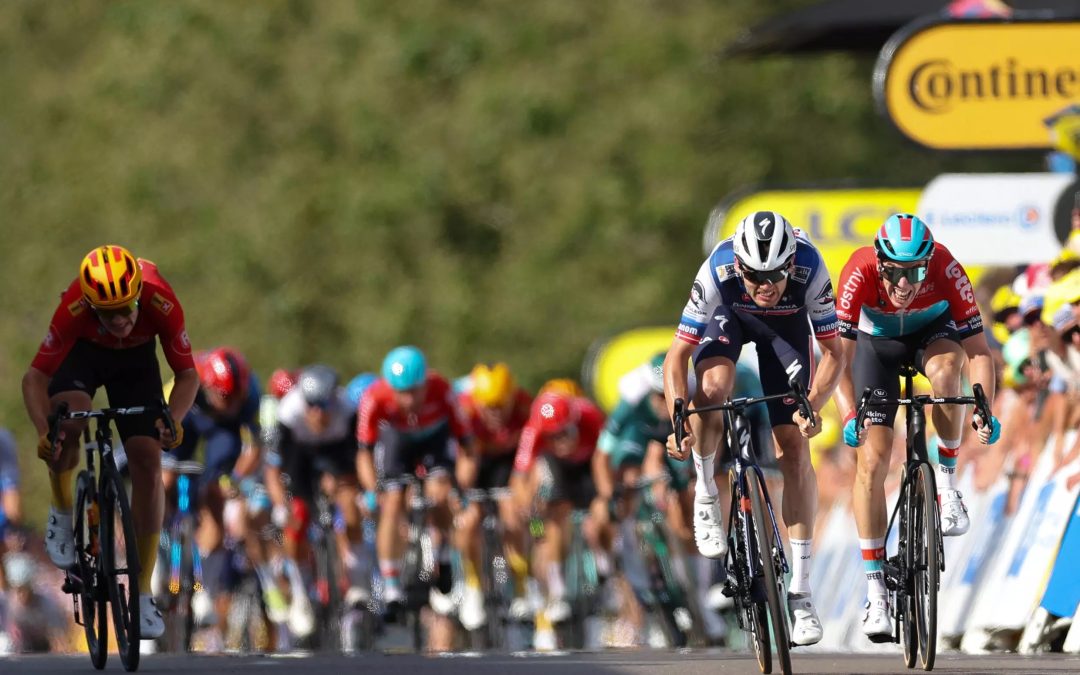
[547,562,565,599]
[788,538,812,595]
[937,437,960,492]
[859,537,887,601]
[693,450,718,499]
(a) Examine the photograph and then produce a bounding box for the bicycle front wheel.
[913,464,939,671]
[748,470,792,675]
[101,460,141,671]
[75,471,108,669]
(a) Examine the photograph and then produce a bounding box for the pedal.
[868,632,895,644]
[62,575,84,595]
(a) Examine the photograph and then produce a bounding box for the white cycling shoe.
[693,495,728,559]
[459,585,487,630]
[787,592,823,646]
[862,597,892,641]
[545,597,572,624]
[939,489,970,537]
[45,507,76,570]
[139,594,166,639]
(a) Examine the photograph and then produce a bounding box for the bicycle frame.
[855,375,993,556]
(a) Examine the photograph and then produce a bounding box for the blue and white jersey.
[0,428,18,492]
[676,230,839,345]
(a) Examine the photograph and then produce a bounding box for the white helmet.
[732,211,797,272]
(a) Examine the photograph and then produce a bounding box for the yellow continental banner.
[708,186,985,285]
[876,19,1080,150]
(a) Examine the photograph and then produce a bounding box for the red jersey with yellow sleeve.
[458,388,533,457]
[356,371,470,447]
[30,260,194,376]
[513,397,606,473]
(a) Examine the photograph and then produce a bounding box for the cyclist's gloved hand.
[37,433,59,462]
[843,413,861,448]
[272,504,290,529]
[975,414,1001,445]
[165,422,183,450]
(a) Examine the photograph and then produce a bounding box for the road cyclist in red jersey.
[832,214,1000,640]
[22,244,197,640]
[455,363,534,628]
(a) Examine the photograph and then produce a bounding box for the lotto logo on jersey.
[945,260,974,304]
[839,267,865,313]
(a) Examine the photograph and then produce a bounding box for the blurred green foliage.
[0,0,1035,524]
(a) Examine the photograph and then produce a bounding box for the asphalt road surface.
[7,650,1080,674]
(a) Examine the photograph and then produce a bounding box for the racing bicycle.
[853,364,993,671]
[54,400,175,672]
[674,378,814,675]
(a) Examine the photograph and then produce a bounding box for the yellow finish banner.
[875,19,1080,150]
[705,186,922,279]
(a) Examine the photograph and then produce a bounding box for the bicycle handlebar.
[49,399,175,444]
[672,377,816,449]
[854,384,993,433]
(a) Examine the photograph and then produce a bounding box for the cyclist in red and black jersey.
[454,363,533,628]
[512,391,608,628]
[833,215,1000,640]
[22,245,196,640]
[357,346,474,617]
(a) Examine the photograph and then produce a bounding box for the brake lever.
[47,401,71,445]
[855,387,872,434]
[971,383,992,432]
[673,398,686,448]
[790,378,816,428]
[159,397,177,441]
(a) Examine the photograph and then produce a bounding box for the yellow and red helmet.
[538,378,585,399]
[470,362,516,408]
[79,245,142,309]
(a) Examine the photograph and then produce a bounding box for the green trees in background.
[0,0,1033,523]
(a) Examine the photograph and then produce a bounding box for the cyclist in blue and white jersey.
[663,211,846,646]
[0,428,22,594]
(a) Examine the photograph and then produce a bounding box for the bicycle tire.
[75,471,109,669]
[914,464,939,671]
[748,469,792,675]
[177,516,196,652]
[314,528,342,651]
[729,470,770,673]
[641,521,687,648]
[900,466,917,668]
[101,459,141,671]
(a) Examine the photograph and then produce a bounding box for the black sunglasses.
[879,264,928,285]
[92,299,139,319]
[740,266,790,285]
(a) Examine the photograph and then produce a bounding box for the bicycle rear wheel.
[748,470,792,675]
[913,464,939,671]
[75,471,109,669]
[101,460,141,671]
